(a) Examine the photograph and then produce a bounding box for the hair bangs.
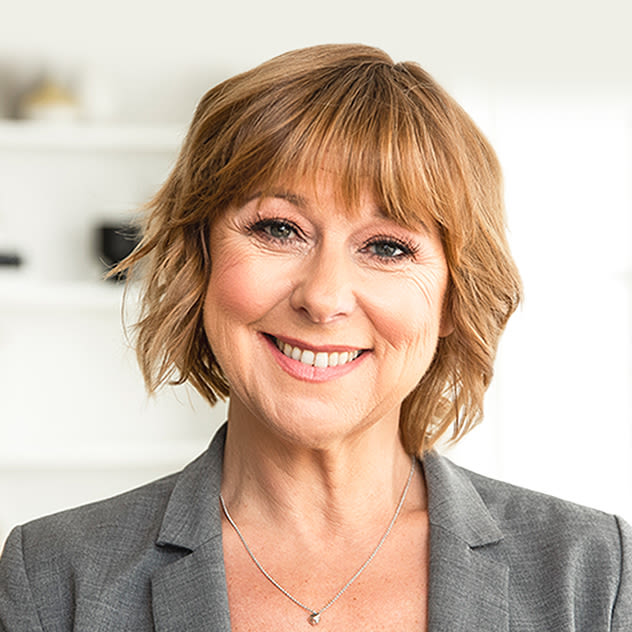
[221,64,445,234]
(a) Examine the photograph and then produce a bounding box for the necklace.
[219,455,416,626]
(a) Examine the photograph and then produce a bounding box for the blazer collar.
[152,424,231,632]
[151,428,509,631]
[156,424,227,550]
[155,428,505,550]
[423,452,509,631]
[423,451,504,547]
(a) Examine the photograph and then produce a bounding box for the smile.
[269,335,365,367]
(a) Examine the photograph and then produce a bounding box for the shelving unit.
[0,439,208,471]
[0,119,185,152]
[0,118,182,307]
[0,277,129,310]
[0,105,223,544]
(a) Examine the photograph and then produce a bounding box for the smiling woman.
[118,44,521,456]
[0,44,630,631]
[203,179,451,450]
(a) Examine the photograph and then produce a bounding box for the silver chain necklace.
[219,455,416,626]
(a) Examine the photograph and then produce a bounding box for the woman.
[0,44,630,631]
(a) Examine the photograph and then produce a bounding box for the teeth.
[274,337,362,367]
[300,350,315,365]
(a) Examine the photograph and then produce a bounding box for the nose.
[289,243,356,323]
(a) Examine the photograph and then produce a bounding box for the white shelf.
[0,440,207,470]
[0,119,185,152]
[0,278,136,311]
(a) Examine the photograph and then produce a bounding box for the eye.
[247,218,302,242]
[361,236,418,261]
[369,241,407,258]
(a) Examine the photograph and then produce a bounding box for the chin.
[260,400,393,450]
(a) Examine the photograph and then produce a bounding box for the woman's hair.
[115,43,522,454]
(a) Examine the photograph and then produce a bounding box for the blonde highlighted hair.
[116,44,521,454]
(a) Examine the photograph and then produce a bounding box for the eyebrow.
[270,191,309,208]
[249,189,432,234]
[246,190,308,209]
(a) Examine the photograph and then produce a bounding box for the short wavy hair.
[116,43,521,454]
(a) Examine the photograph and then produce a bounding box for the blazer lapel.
[149,428,509,631]
[151,536,231,632]
[151,425,232,632]
[423,452,509,632]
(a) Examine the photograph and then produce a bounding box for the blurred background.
[1,0,631,542]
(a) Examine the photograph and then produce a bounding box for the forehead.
[251,168,435,233]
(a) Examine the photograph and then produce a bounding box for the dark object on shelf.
[97,222,141,281]
[0,252,23,267]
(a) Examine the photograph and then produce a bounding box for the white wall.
[1,0,630,84]
[1,0,631,542]
[447,90,632,520]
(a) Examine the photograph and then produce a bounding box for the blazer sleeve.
[613,515,632,631]
[0,526,45,632]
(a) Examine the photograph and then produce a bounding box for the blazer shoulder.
[424,451,623,545]
[427,454,632,627]
[425,452,632,629]
[448,459,628,582]
[464,461,632,627]
[0,470,187,631]
[459,463,621,534]
[19,469,181,555]
[0,436,228,631]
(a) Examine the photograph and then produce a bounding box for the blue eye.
[248,218,300,242]
[266,221,296,240]
[369,241,407,258]
[363,237,417,261]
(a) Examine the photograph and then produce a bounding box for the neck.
[220,397,425,540]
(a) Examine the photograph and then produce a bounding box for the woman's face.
[203,174,451,448]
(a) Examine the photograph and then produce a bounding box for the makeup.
[262,334,369,383]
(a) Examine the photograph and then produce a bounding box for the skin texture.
[204,174,450,454]
[202,172,449,629]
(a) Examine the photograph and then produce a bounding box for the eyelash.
[245,217,419,262]
[360,234,419,262]
[245,217,303,242]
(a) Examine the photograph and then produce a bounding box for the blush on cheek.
[207,268,258,324]
[365,280,445,350]
[206,256,291,325]
[377,310,439,354]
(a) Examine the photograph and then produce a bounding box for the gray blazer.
[1,424,630,631]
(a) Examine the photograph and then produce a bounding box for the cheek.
[207,263,259,325]
[364,269,448,350]
[204,249,290,329]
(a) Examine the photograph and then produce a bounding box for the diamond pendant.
[308,612,321,625]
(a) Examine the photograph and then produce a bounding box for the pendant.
[308,612,321,625]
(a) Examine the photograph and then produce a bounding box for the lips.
[275,337,362,368]
[265,334,366,368]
